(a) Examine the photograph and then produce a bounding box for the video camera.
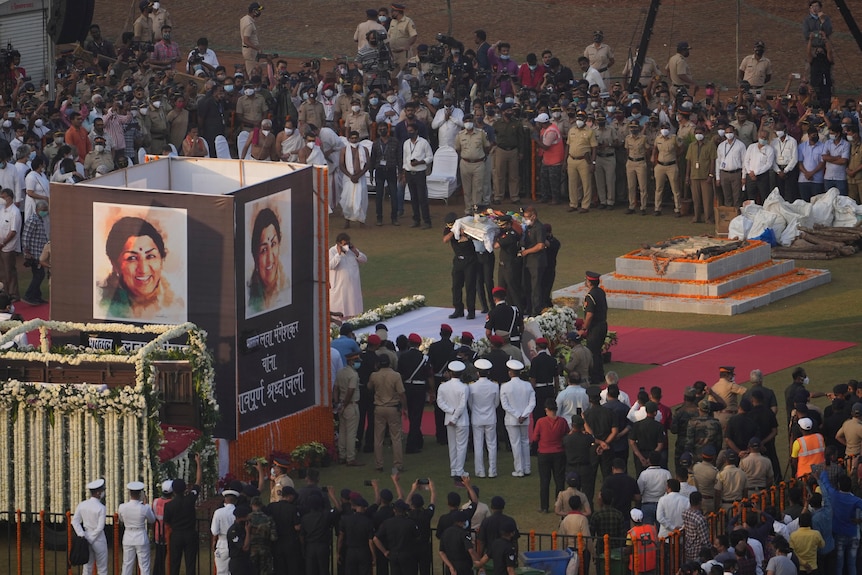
[256,52,279,62]
[131,41,155,53]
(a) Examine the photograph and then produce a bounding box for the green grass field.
[324,197,862,537]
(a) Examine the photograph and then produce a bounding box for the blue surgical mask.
[29,151,36,161]
[38,210,48,218]
[352,361,362,369]
[224,85,234,93]
[369,97,379,106]
[429,97,440,107]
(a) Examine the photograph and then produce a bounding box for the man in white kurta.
[328,234,367,317]
[118,481,156,575]
[500,359,536,477]
[209,489,238,575]
[72,478,108,575]
[437,360,471,477]
[469,358,501,478]
[339,134,370,225]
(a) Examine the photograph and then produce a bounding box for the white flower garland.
[0,320,218,515]
[330,295,426,338]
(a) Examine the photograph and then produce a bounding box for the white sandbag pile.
[727,188,862,259]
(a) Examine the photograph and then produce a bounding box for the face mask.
[139,107,149,116]
[717,129,725,138]
[660,128,670,137]
[849,135,855,142]
[775,130,785,138]
[598,121,606,127]
[828,133,837,140]
[428,96,440,107]
[695,133,705,141]
[123,85,133,93]
[631,128,641,135]
[29,151,36,161]
[154,2,160,8]
[378,15,387,22]
[803,376,810,385]
[606,106,616,114]
[552,112,561,119]
[244,88,255,97]
[2,121,10,128]
[153,101,162,109]
[306,141,315,149]
[131,110,139,117]
[38,210,48,218]
[308,94,317,100]
[810,137,819,144]
[261,130,271,137]
[462,122,474,130]
[35,119,44,128]
[500,54,510,60]
[725,132,735,140]
[324,89,334,98]
[528,65,536,71]
[505,97,515,104]
[590,101,599,109]
[223,84,234,93]
[95,144,105,153]
[162,33,171,41]
[631,113,641,119]
[366,98,377,107]
[575,120,585,128]
[387,95,397,104]
[408,132,417,140]
[758,138,768,145]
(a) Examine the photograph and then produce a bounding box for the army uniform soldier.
[690,446,720,513]
[670,387,700,468]
[685,398,723,459]
[593,114,618,209]
[651,123,682,216]
[624,120,650,214]
[454,115,491,213]
[716,452,747,512]
[566,110,597,212]
[493,217,523,308]
[248,498,277,575]
[739,437,774,496]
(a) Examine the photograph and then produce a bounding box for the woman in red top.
[532,398,570,513]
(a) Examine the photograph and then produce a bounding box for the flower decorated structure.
[0,319,219,516]
[329,295,426,339]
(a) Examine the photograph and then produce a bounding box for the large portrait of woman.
[93,203,188,324]
[245,189,292,318]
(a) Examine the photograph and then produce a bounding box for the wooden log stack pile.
[772,225,862,259]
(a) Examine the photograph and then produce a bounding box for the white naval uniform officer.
[500,359,536,477]
[436,360,471,477]
[118,481,156,575]
[72,478,108,575]
[469,358,501,478]
[209,488,239,575]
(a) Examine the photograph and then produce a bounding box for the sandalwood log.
[772,249,837,259]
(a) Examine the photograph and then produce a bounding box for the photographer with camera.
[488,41,519,97]
[357,30,394,92]
[186,38,219,78]
[443,45,474,105]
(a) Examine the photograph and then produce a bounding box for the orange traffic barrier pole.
[551,531,557,550]
[603,534,610,575]
[576,533,584,575]
[658,536,665,575]
[529,530,536,551]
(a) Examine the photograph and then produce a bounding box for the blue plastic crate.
[520,550,573,575]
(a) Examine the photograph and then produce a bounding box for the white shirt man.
[209,490,238,575]
[186,46,220,74]
[656,482,690,537]
[556,377,589,423]
[637,462,672,508]
[743,138,776,178]
[431,100,465,149]
[0,160,22,205]
[72,479,108,575]
[715,133,747,176]
[436,361,471,477]
[468,359,501,478]
[772,130,799,175]
[118,482,156,575]
[500,359,536,477]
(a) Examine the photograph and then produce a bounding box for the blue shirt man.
[797,131,825,201]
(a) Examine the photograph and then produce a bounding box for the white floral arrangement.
[330,295,426,339]
[0,320,219,516]
[454,305,577,358]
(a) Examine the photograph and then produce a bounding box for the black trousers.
[390,549,419,575]
[585,322,607,385]
[346,548,373,575]
[152,543,167,575]
[406,171,431,224]
[540,163,562,201]
[169,530,197,575]
[357,387,375,448]
[522,260,545,316]
[306,541,330,575]
[775,167,799,201]
[498,257,524,309]
[747,171,771,203]
[405,385,426,452]
[451,257,477,314]
[375,166,399,222]
[274,540,303,575]
[538,451,566,511]
[476,252,495,311]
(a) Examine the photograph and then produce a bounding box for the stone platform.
[554,237,831,316]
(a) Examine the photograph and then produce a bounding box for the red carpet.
[617,331,855,405]
[610,326,749,365]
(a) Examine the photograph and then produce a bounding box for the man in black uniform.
[493,216,523,309]
[443,212,478,319]
[370,487,394,575]
[428,323,457,445]
[300,494,338,575]
[338,497,375,575]
[438,510,480,575]
[164,478,201,575]
[357,340,381,452]
[374,500,420,575]
[407,489,436,575]
[580,271,608,386]
[629,401,666,475]
[476,518,518,575]
[528,337,559,431]
[266,486,302,575]
[541,223,561,310]
[583,387,618,489]
[484,287,523,345]
[563,415,596,503]
[475,241,495,314]
[476,496,519,557]
[228,506,253,575]
[399,333,433,453]
[518,206,546,317]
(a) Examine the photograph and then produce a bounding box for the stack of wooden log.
[772,225,862,259]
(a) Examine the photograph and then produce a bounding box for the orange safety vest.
[152,496,169,543]
[796,433,826,477]
[540,123,565,166]
[627,524,658,572]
